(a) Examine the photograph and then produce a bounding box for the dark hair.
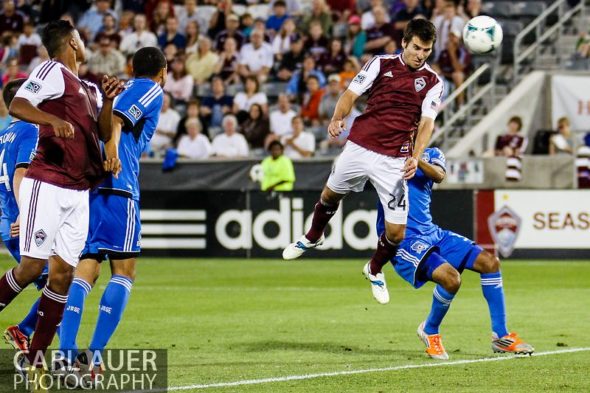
[42,20,75,57]
[508,116,522,131]
[132,46,167,78]
[244,76,260,92]
[403,18,437,45]
[268,140,283,151]
[274,0,286,7]
[3,78,27,107]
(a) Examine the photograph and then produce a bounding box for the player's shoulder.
[123,78,163,107]
[422,63,444,85]
[424,147,446,166]
[362,54,400,70]
[30,60,64,81]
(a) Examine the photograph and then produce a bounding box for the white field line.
[148,347,590,392]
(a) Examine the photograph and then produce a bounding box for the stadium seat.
[263,82,288,98]
[482,2,514,18]
[532,130,557,155]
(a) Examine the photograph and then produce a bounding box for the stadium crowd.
[0,0,482,160]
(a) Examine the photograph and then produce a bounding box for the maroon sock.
[369,233,399,274]
[305,200,339,243]
[27,286,68,367]
[0,269,23,311]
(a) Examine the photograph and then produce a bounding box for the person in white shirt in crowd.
[233,76,269,118]
[77,0,117,41]
[270,93,296,139]
[87,35,126,77]
[238,28,274,83]
[282,116,315,159]
[212,114,250,158]
[177,0,210,35]
[164,55,194,105]
[177,118,212,159]
[17,21,42,49]
[119,14,158,55]
[184,20,201,55]
[432,0,466,62]
[151,93,181,155]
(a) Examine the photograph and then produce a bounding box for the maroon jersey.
[347,55,443,157]
[495,134,527,156]
[15,60,105,190]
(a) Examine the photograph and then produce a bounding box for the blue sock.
[59,278,92,363]
[89,275,133,362]
[424,285,455,335]
[481,272,509,337]
[17,298,41,338]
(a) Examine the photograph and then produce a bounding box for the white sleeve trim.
[347,56,381,96]
[14,61,65,107]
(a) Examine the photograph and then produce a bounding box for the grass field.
[0,256,589,392]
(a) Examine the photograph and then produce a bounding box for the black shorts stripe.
[38,61,57,80]
[24,180,41,252]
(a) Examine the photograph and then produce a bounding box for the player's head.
[268,140,284,159]
[42,20,87,63]
[132,47,167,86]
[401,19,436,69]
[2,78,26,108]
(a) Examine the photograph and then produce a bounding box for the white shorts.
[327,141,409,224]
[19,178,89,267]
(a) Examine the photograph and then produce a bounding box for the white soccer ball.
[462,16,503,55]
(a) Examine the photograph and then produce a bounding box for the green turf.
[0,256,589,392]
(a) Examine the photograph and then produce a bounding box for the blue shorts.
[393,227,483,289]
[1,236,48,290]
[81,193,141,262]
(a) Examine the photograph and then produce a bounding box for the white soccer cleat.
[362,262,390,304]
[282,235,325,260]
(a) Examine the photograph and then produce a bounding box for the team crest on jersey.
[24,81,41,94]
[352,74,366,84]
[34,229,47,247]
[414,77,426,92]
[128,104,143,120]
[411,241,429,254]
[400,143,410,153]
[488,205,521,258]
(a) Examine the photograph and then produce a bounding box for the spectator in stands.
[575,31,590,58]
[435,29,471,106]
[260,141,296,192]
[1,57,27,86]
[118,10,135,38]
[241,103,271,152]
[240,13,255,39]
[177,100,206,143]
[94,14,122,49]
[276,36,306,81]
[0,93,11,130]
[177,0,209,34]
[495,116,527,157]
[339,57,360,89]
[270,93,297,140]
[151,93,181,156]
[273,0,302,18]
[150,0,175,35]
[238,28,274,83]
[432,0,466,62]
[462,0,483,19]
[286,55,326,101]
[319,38,347,75]
[272,18,298,61]
[184,20,201,55]
[318,74,342,125]
[87,36,126,78]
[302,0,333,36]
[361,0,390,30]
[550,117,575,155]
[365,5,396,55]
[215,14,245,52]
[266,1,289,36]
[208,0,231,39]
[119,14,158,55]
[27,45,49,74]
[0,0,25,36]
[0,33,16,65]
[300,76,325,126]
[201,76,233,132]
[305,21,330,62]
[392,0,426,47]
[164,55,194,106]
[212,114,250,158]
[77,0,117,42]
[346,15,367,59]
[327,0,356,36]
[17,21,41,49]
[214,37,240,85]
[186,36,219,84]
[176,118,212,159]
[282,116,316,158]
[158,16,187,50]
[233,76,269,122]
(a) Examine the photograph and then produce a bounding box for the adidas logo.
[384,71,393,78]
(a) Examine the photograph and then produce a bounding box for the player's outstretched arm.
[9,98,74,138]
[328,89,359,138]
[103,114,123,178]
[418,159,445,183]
[98,75,125,142]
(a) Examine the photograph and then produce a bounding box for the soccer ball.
[462,16,503,55]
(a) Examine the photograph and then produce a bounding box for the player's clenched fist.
[328,119,345,138]
[103,157,122,178]
[50,117,75,138]
[403,157,418,180]
[101,75,125,100]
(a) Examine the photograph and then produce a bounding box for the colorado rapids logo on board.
[487,205,521,258]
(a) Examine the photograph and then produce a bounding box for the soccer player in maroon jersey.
[283,19,444,305]
[0,20,123,385]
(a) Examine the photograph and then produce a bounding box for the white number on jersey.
[0,149,11,191]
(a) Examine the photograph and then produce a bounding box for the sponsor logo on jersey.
[129,104,143,120]
[352,74,366,84]
[414,77,426,92]
[411,241,429,254]
[34,229,47,247]
[488,205,521,258]
[24,81,41,94]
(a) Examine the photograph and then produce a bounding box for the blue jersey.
[99,78,163,200]
[0,121,38,241]
[405,147,447,237]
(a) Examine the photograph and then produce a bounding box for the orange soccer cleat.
[492,332,534,355]
[4,325,30,352]
[417,321,449,360]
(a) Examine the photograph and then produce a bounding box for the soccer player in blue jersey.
[0,79,47,353]
[57,47,166,383]
[375,147,534,360]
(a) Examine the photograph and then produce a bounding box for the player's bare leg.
[471,251,534,355]
[363,222,405,304]
[282,186,345,260]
